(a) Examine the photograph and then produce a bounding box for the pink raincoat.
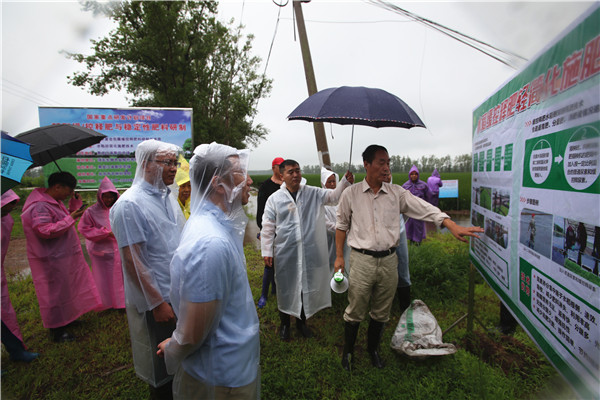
[2,190,24,342]
[78,177,125,309]
[21,188,102,329]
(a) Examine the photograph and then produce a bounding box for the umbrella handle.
[348,125,354,170]
[47,150,63,172]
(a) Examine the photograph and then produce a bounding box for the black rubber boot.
[341,321,359,371]
[397,286,411,313]
[367,319,385,369]
[1,322,39,362]
[279,312,291,341]
[296,314,313,338]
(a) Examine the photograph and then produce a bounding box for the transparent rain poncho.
[261,169,351,319]
[109,139,185,387]
[320,167,350,276]
[110,139,185,312]
[163,142,260,396]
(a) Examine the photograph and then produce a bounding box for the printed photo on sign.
[471,209,484,229]
[491,188,510,216]
[473,186,492,210]
[519,209,553,258]
[553,217,600,276]
[485,218,509,249]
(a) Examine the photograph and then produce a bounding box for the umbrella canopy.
[287,86,426,128]
[15,124,106,168]
[287,86,425,166]
[1,132,34,193]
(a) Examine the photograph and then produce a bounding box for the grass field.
[1,229,574,399]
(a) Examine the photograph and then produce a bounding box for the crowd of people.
[2,140,482,399]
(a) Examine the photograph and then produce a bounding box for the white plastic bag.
[390,299,457,358]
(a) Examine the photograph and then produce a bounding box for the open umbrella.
[288,86,425,165]
[1,132,34,193]
[15,124,106,169]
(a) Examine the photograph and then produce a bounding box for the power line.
[2,78,64,106]
[279,17,410,24]
[365,0,527,69]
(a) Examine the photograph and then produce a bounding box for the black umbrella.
[15,124,106,169]
[288,86,425,165]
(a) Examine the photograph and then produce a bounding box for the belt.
[352,247,396,258]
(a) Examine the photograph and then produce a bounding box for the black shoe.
[369,350,385,369]
[341,321,360,371]
[52,331,76,343]
[279,324,290,341]
[341,352,353,371]
[367,319,385,369]
[296,321,314,338]
[9,350,40,362]
[496,324,516,335]
[396,286,411,313]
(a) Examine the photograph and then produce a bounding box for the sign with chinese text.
[470,6,599,399]
[38,107,193,189]
[438,179,458,198]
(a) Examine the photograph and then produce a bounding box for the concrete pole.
[292,0,331,168]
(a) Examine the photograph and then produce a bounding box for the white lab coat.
[261,178,350,319]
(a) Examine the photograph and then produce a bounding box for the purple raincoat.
[2,190,24,342]
[402,165,430,243]
[78,177,125,310]
[426,168,443,206]
[21,188,102,329]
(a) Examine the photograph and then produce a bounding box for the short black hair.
[279,159,299,174]
[47,172,77,189]
[362,145,388,164]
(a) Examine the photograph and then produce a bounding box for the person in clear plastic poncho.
[320,167,350,276]
[157,142,260,400]
[261,160,353,341]
[110,139,185,398]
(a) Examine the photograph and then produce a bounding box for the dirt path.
[4,238,32,275]
[6,224,260,277]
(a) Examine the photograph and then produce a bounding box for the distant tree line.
[302,153,472,175]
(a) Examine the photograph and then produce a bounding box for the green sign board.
[470,6,600,399]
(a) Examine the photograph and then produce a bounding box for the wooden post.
[292,0,331,168]
[467,262,476,333]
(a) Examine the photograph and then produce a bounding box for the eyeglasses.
[151,159,181,168]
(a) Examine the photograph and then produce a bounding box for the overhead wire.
[244,0,288,131]
[365,0,527,69]
[2,78,63,106]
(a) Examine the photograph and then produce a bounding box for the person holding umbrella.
[321,167,350,276]
[21,172,103,342]
[335,145,483,371]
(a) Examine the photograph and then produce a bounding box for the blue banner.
[38,107,193,188]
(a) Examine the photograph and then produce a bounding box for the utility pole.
[292,0,331,168]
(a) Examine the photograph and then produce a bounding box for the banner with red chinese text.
[38,107,193,189]
[470,5,599,399]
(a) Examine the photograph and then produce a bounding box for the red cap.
[272,157,284,167]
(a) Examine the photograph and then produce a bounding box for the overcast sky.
[1,1,595,171]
